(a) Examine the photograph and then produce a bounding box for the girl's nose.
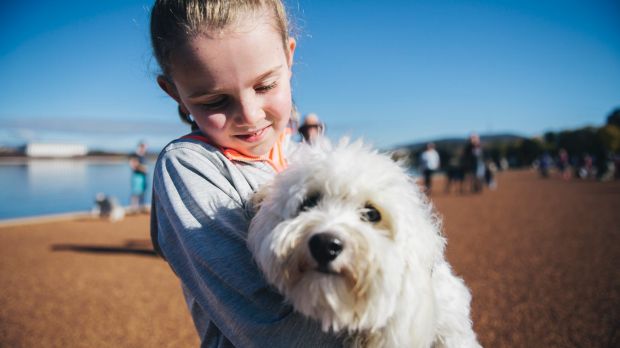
[236,94,264,126]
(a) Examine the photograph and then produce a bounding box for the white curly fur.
[248,138,481,348]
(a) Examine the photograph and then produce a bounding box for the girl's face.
[160,19,296,158]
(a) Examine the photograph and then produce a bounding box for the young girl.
[149,0,344,346]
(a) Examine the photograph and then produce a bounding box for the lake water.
[0,159,154,220]
[0,157,421,221]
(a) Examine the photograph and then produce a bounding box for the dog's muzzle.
[308,232,344,273]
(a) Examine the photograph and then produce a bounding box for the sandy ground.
[1,170,619,347]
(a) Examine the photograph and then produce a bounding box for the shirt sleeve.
[152,144,344,348]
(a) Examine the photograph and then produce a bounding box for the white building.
[25,143,88,158]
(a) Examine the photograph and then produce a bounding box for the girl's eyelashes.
[201,95,229,110]
[255,81,278,93]
[198,81,277,110]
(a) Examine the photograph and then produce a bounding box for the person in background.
[463,133,485,193]
[580,154,594,179]
[484,160,497,190]
[129,142,148,213]
[539,151,552,178]
[136,141,148,165]
[419,142,440,194]
[298,112,324,143]
[444,153,465,194]
[557,148,571,180]
[129,154,148,213]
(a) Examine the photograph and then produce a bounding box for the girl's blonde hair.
[151,0,291,79]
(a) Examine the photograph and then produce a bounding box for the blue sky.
[1,0,619,152]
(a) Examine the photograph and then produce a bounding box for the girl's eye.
[361,203,381,223]
[202,96,229,110]
[255,81,277,93]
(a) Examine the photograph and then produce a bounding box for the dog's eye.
[361,203,381,223]
[300,193,321,211]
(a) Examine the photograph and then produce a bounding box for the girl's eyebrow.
[252,64,283,84]
[188,64,283,99]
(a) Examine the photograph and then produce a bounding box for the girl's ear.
[286,38,296,70]
[157,75,190,115]
[157,75,178,101]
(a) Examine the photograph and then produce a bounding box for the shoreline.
[0,206,151,227]
[0,211,95,227]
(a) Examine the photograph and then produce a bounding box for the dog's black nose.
[308,233,343,267]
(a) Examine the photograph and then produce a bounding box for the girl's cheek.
[202,113,227,129]
[272,86,293,121]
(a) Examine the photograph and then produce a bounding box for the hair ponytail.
[178,105,199,131]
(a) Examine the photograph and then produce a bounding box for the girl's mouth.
[235,125,269,143]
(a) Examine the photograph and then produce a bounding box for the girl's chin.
[236,137,277,158]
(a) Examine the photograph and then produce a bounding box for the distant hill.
[394,133,527,152]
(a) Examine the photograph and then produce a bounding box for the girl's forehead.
[177,17,284,58]
[169,21,289,89]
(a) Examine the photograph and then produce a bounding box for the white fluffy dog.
[248,140,481,348]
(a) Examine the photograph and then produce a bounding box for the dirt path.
[433,170,620,347]
[1,170,618,347]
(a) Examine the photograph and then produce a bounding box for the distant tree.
[485,146,503,165]
[607,108,620,127]
[597,124,620,154]
[504,143,521,167]
[390,148,411,165]
[497,140,539,167]
[543,131,557,148]
[517,138,544,165]
[557,127,603,157]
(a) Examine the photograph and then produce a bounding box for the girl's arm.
[152,143,344,348]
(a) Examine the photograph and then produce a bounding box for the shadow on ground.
[51,239,157,257]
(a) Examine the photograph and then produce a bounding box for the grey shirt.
[151,135,344,348]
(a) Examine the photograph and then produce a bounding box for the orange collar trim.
[181,130,290,173]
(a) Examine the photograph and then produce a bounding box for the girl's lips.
[235,126,269,143]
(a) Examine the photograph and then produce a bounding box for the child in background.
[149,0,343,346]
[129,141,149,213]
[129,154,147,212]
